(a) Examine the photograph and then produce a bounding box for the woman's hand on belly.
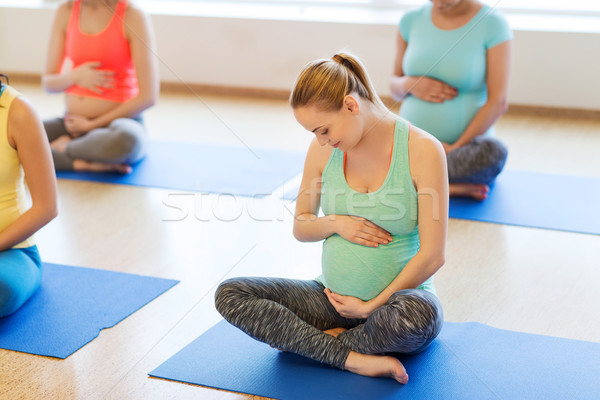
[64,114,94,137]
[324,288,376,319]
[334,215,393,248]
[72,61,115,94]
[408,76,457,103]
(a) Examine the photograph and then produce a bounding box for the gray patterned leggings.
[448,136,508,185]
[215,277,443,370]
[44,116,147,170]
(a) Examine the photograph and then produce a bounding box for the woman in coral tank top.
[42,0,158,173]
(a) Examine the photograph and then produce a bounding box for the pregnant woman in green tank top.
[216,53,448,384]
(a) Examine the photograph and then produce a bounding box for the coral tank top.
[64,0,138,102]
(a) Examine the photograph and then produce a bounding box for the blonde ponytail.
[290,52,386,111]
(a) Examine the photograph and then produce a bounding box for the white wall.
[1,4,599,110]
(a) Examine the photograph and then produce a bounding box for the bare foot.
[345,351,408,384]
[50,135,72,152]
[450,183,489,200]
[324,327,347,338]
[73,159,132,174]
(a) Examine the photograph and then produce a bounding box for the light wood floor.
[2,82,600,400]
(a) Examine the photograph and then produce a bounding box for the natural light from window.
[144,0,600,14]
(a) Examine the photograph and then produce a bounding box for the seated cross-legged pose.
[216,53,448,383]
[391,0,513,199]
[0,77,57,317]
[42,0,158,173]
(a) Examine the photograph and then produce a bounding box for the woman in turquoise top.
[216,53,448,383]
[391,0,512,199]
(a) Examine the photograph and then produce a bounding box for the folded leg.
[215,277,363,369]
[447,137,508,185]
[337,289,443,355]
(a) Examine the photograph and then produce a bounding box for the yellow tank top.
[0,85,35,248]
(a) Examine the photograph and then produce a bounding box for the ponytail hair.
[290,52,386,111]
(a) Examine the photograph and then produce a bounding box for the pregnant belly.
[321,234,418,301]
[400,93,484,144]
[65,94,121,119]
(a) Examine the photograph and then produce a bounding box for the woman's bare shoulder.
[53,1,74,25]
[124,1,150,21]
[305,137,334,175]
[7,96,43,147]
[407,123,446,172]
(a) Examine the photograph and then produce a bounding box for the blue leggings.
[0,246,42,317]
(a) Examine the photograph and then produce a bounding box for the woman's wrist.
[326,214,341,237]
[366,293,391,316]
[294,214,338,242]
[88,114,113,132]
[67,68,78,87]
[403,76,417,95]
[362,300,379,318]
[391,75,414,101]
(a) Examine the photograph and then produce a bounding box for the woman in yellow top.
[0,76,57,317]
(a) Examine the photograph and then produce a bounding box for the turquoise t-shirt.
[399,4,512,144]
[317,118,435,301]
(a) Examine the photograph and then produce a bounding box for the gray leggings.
[215,277,443,370]
[44,117,147,170]
[448,136,508,185]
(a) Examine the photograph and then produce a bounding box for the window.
[142,0,600,15]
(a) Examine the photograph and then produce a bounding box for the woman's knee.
[481,137,508,169]
[43,117,69,142]
[450,137,508,184]
[214,277,253,317]
[382,289,444,352]
[477,137,508,184]
[108,119,146,163]
[0,278,28,317]
[0,249,41,317]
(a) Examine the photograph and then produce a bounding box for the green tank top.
[317,118,435,301]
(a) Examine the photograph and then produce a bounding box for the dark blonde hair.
[290,52,385,112]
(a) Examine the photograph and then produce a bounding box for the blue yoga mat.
[150,320,600,400]
[282,170,600,235]
[0,263,178,359]
[449,170,600,235]
[57,141,305,197]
